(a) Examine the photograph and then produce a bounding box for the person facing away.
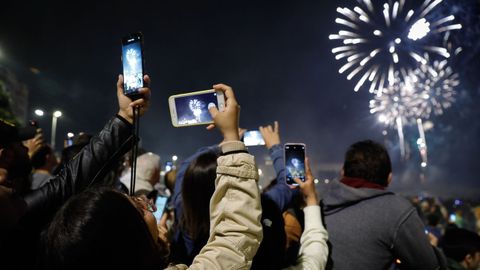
[319,140,442,270]
[30,144,58,190]
[440,227,480,270]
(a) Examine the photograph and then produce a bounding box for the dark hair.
[180,152,218,242]
[440,227,480,262]
[343,140,392,186]
[31,145,53,169]
[41,188,166,270]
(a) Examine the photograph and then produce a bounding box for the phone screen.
[243,130,265,146]
[153,196,168,222]
[164,161,173,172]
[122,34,144,96]
[285,144,306,185]
[174,91,220,126]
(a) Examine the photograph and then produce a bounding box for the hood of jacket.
[320,179,393,215]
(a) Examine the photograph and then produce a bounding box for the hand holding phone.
[206,84,240,141]
[169,89,225,127]
[285,143,306,186]
[293,158,318,205]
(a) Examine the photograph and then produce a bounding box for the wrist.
[223,131,240,142]
[305,194,319,206]
[117,110,133,124]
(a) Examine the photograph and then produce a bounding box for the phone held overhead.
[242,130,265,147]
[121,32,145,100]
[168,89,225,127]
[284,143,306,186]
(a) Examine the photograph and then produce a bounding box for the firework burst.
[330,0,462,94]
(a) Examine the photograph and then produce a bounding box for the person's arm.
[184,83,262,269]
[188,142,262,269]
[22,75,151,217]
[259,121,293,212]
[392,208,440,270]
[284,158,328,270]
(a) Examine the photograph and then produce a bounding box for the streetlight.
[34,108,63,150]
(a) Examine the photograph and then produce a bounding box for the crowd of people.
[1,74,479,270]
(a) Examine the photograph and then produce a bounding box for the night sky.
[1,0,479,198]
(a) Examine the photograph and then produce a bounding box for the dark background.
[1,0,479,198]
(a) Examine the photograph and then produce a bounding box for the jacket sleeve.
[263,144,293,212]
[186,141,263,270]
[392,208,440,270]
[283,205,329,270]
[22,115,135,217]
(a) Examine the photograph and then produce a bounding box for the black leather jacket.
[22,115,135,219]
[1,115,135,269]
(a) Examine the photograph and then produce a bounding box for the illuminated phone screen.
[174,92,219,125]
[243,130,265,146]
[285,144,306,185]
[153,196,168,222]
[122,36,144,95]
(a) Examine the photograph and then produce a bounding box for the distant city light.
[172,155,178,161]
[258,169,263,176]
[34,109,44,116]
[67,132,74,138]
[421,162,427,168]
[314,179,319,184]
[53,111,62,118]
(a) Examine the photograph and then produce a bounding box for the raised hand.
[259,121,280,149]
[117,74,151,124]
[293,158,319,206]
[207,84,240,142]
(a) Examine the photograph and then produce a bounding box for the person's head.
[441,228,480,270]
[31,144,58,171]
[164,169,176,193]
[181,152,218,241]
[0,119,35,193]
[342,140,392,187]
[42,188,168,270]
[136,152,160,186]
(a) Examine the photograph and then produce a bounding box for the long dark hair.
[180,152,218,242]
[41,188,166,270]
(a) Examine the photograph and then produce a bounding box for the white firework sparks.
[405,58,459,119]
[330,0,462,94]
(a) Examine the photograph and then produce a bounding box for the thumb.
[208,103,219,118]
[117,74,124,95]
[293,178,303,186]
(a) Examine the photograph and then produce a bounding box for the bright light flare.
[34,109,44,116]
[408,18,431,40]
[53,111,62,118]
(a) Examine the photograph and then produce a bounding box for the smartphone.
[153,196,168,222]
[284,143,306,186]
[168,89,225,127]
[121,32,145,99]
[243,130,265,146]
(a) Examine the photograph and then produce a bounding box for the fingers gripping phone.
[121,32,145,99]
[284,143,306,186]
[242,130,265,146]
[168,89,225,127]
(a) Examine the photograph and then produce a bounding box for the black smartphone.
[121,32,145,99]
[284,143,306,186]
